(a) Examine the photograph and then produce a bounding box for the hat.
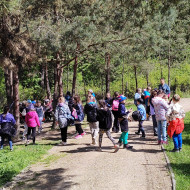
[88,89,93,93]
[32,100,36,104]
[27,100,32,104]
[119,96,127,102]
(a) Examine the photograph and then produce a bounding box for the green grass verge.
[0,142,53,187]
[164,112,190,190]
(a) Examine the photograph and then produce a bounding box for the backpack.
[112,99,119,111]
[132,111,142,121]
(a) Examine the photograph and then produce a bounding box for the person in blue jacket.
[118,96,133,149]
[158,78,170,96]
[135,98,146,138]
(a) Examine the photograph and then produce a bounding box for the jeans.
[119,132,128,145]
[138,121,145,136]
[157,120,167,141]
[173,132,182,149]
[61,127,68,142]
[38,117,43,131]
[1,135,12,150]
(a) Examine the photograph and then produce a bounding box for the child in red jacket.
[166,94,185,152]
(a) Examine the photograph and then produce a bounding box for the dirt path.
[4,98,190,190]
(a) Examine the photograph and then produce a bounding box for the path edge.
[161,144,176,190]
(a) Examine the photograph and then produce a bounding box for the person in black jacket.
[118,96,133,149]
[84,97,99,145]
[96,100,119,152]
[112,92,120,133]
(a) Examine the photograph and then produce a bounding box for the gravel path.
[5,98,190,190]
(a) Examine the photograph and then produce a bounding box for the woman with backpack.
[0,106,16,151]
[72,95,85,139]
[55,97,73,145]
[112,92,120,133]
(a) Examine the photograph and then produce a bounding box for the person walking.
[0,106,16,151]
[54,97,73,145]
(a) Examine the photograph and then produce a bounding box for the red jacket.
[167,118,184,138]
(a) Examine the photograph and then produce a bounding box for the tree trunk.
[105,53,110,93]
[58,66,63,97]
[168,31,171,87]
[82,71,87,100]
[134,65,138,89]
[72,57,78,96]
[41,63,45,89]
[146,73,149,86]
[4,68,13,106]
[67,65,69,92]
[44,59,51,99]
[122,57,125,94]
[13,66,20,128]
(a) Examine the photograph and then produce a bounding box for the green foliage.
[164,111,190,190]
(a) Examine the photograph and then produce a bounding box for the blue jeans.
[157,120,167,141]
[173,133,182,149]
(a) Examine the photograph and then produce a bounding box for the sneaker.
[96,147,102,152]
[162,141,168,145]
[0,147,3,150]
[154,133,158,136]
[10,148,13,151]
[91,139,97,145]
[170,149,179,153]
[61,141,67,146]
[25,140,29,146]
[179,148,182,152]
[158,140,162,145]
[124,144,133,149]
[75,135,82,139]
[81,132,86,136]
[114,145,119,153]
[141,135,146,139]
[135,132,140,135]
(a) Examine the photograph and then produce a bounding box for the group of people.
[0,78,186,153]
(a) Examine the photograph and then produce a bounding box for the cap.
[119,96,127,102]
[88,89,93,93]
[27,100,32,104]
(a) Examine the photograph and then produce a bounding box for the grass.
[41,153,66,166]
[0,142,53,187]
[164,112,190,190]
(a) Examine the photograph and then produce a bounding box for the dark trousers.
[138,121,145,136]
[1,134,12,149]
[27,127,36,143]
[61,127,68,142]
[112,110,119,132]
[152,115,158,134]
[75,123,83,135]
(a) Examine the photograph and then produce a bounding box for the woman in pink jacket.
[25,108,40,145]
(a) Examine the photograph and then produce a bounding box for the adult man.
[158,78,170,96]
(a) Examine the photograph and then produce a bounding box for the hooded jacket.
[25,111,40,127]
[97,108,112,130]
[84,103,97,122]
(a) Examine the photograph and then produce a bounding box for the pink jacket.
[25,111,40,127]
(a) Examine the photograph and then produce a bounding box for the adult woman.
[55,97,73,145]
[0,106,16,151]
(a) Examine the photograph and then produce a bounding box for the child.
[96,100,119,152]
[35,100,44,133]
[118,96,133,149]
[105,92,112,108]
[166,94,185,152]
[0,106,16,151]
[73,95,85,139]
[134,88,142,106]
[55,97,73,145]
[135,98,146,138]
[149,90,158,136]
[25,107,40,145]
[152,90,169,144]
[84,97,99,145]
[112,92,120,133]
